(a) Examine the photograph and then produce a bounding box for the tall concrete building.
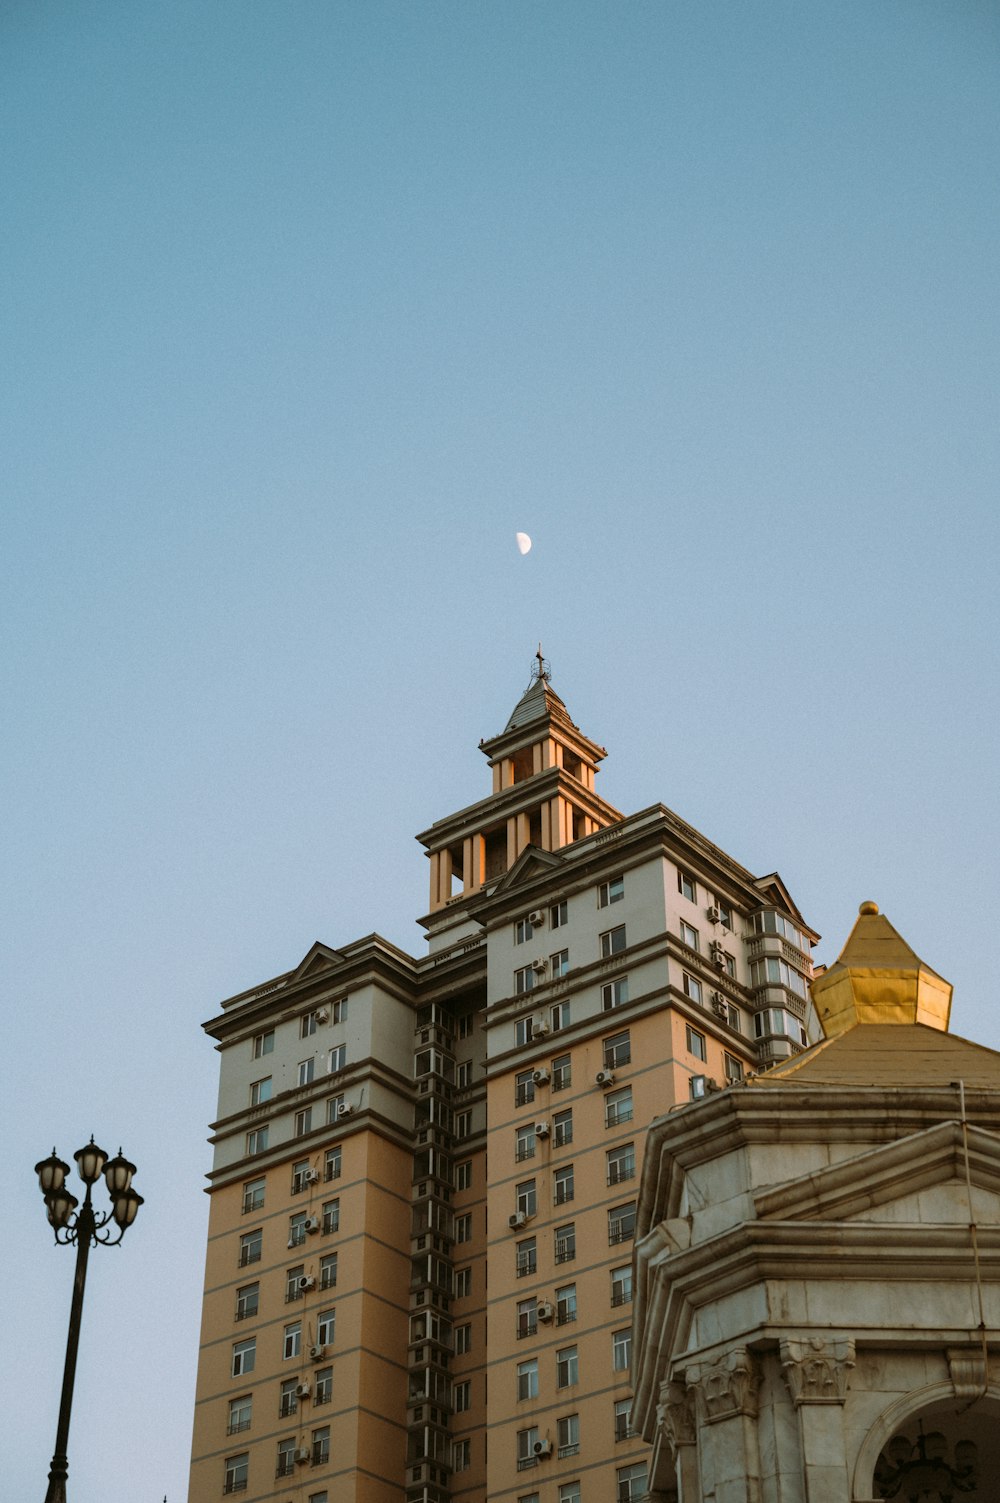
[189,660,818,1503]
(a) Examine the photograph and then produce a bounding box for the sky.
[2,2,998,1497]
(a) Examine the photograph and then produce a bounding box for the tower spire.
[532,643,550,684]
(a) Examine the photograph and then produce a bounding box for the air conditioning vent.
[711,945,727,968]
[337,1102,354,1118]
[295,1381,312,1398]
[532,1017,550,1036]
[297,1275,316,1292]
[707,905,721,923]
[315,1008,330,1023]
[309,1344,326,1361]
[534,1121,550,1137]
[306,1168,321,1184]
[595,1069,616,1088]
[532,1438,553,1457]
[529,910,545,926]
[531,1067,550,1085]
[712,999,728,1018]
[537,1300,554,1322]
[303,1215,321,1234]
[531,959,548,975]
[508,1211,529,1229]
[294,1446,311,1464]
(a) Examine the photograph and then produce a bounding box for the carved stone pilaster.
[688,1347,760,1423]
[948,1346,991,1401]
[780,1336,855,1405]
[657,1378,697,1456]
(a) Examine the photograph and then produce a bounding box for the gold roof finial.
[811,901,952,1038]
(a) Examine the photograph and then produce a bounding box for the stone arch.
[853,1381,1000,1500]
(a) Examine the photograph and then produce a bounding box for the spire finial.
[532,644,551,684]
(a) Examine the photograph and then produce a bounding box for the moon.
[515,532,532,555]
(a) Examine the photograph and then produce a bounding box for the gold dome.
[811,902,952,1039]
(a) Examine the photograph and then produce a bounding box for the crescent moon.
[515,532,532,555]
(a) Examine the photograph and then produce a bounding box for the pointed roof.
[810,901,952,1037]
[503,672,569,733]
[750,1022,1000,1090]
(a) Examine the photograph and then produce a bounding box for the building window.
[455,1159,472,1191]
[454,1323,471,1354]
[291,1160,312,1194]
[612,1327,632,1371]
[301,1011,320,1038]
[550,949,570,980]
[324,1146,342,1181]
[556,1282,577,1325]
[725,1052,744,1082]
[294,1108,312,1137]
[516,1237,537,1277]
[252,1031,274,1059]
[279,1378,298,1417]
[283,1321,301,1360]
[517,1427,540,1470]
[556,1345,579,1388]
[606,1142,636,1186]
[231,1338,255,1378]
[455,1212,472,1243]
[454,1379,471,1412]
[611,1264,633,1306]
[554,1164,574,1205]
[680,920,699,951]
[322,1199,340,1234]
[618,1461,648,1502]
[553,1108,573,1147]
[515,915,536,945]
[601,925,627,957]
[683,972,703,1005]
[515,1070,536,1106]
[514,966,536,996]
[242,1178,265,1214]
[517,1358,539,1400]
[551,1053,571,1090]
[550,998,570,1031]
[550,899,568,927]
[288,1212,308,1248]
[227,1395,252,1435]
[249,1077,272,1107]
[455,1110,472,1139]
[246,1124,269,1156]
[298,1058,315,1087]
[309,1494,329,1503]
[454,1266,472,1298]
[517,1297,538,1338]
[239,1228,262,1267]
[686,1025,706,1061]
[457,1060,473,1088]
[312,1426,330,1465]
[605,1085,633,1127]
[332,997,348,1023]
[276,1438,297,1478]
[328,1043,346,1073]
[599,875,625,907]
[678,869,697,903]
[559,1485,581,1503]
[316,1308,335,1345]
[285,1264,305,1303]
[554,1223,576,1263]
[314,1366,333,1405]
[558,1413,580,1457]
[716,899,734,928]
[320,1253,338,1290]
[326,1094,345,1124]
[750,955,808,999]
[516,1179,537,1217]
[224,1453,249,1494]
[723,952,737,979]
[235,1283,259,1321]
[602,976,629,1010]
[614,1397,633,1441]
[453,1439,471,1473]
[608,1203,636,1246]
[603,1030,631,1069]
[457,1013,474,1039]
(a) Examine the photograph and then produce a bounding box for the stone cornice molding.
[780,1336,855,1405]
[687,1347,760,1423]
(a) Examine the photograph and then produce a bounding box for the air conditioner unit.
[534,1121,550,1137]
[508,1211,528,1230]
[707,905,721,923]
[303,1215,321,1234]
[315,1008,330,1023]
[532,1017,550,1036]
[531,1067,550,1085]
[295,1381,312,1398]
[712,999,728,1019]
[537,1300,554,1322]
[306,1168,321,1184]
[711,946,726,968]
[337,1102,354,1118]
[309,1343,326,1361]
[532,1438,553,1458]
[529,910,545,926]
[294,1446,311,1464]
[297,1275,316,1292]
[531,959,548,974]
[595,1069,616,1088]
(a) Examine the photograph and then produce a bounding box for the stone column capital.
[687,1347,760,1423]
[657,1378,697,1452]
[780,1335,855,1405]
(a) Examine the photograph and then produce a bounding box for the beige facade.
[189,663,818,1502]
[633,904,1000,1502]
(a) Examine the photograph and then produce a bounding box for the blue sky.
[3,3,998,1497]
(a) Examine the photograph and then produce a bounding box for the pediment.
[753,871,809,928]
[754,1120,1000,1224]
[492,844,563,895]
[291,941,346,983]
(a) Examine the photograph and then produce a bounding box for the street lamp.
[34,1137,143,1503]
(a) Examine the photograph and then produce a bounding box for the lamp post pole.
[35,1139,143,1503]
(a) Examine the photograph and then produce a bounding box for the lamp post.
[34,1137,143,1503]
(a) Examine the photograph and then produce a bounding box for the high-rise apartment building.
[189,661,818,1503]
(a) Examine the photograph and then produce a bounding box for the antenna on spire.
[531,644,551,684]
